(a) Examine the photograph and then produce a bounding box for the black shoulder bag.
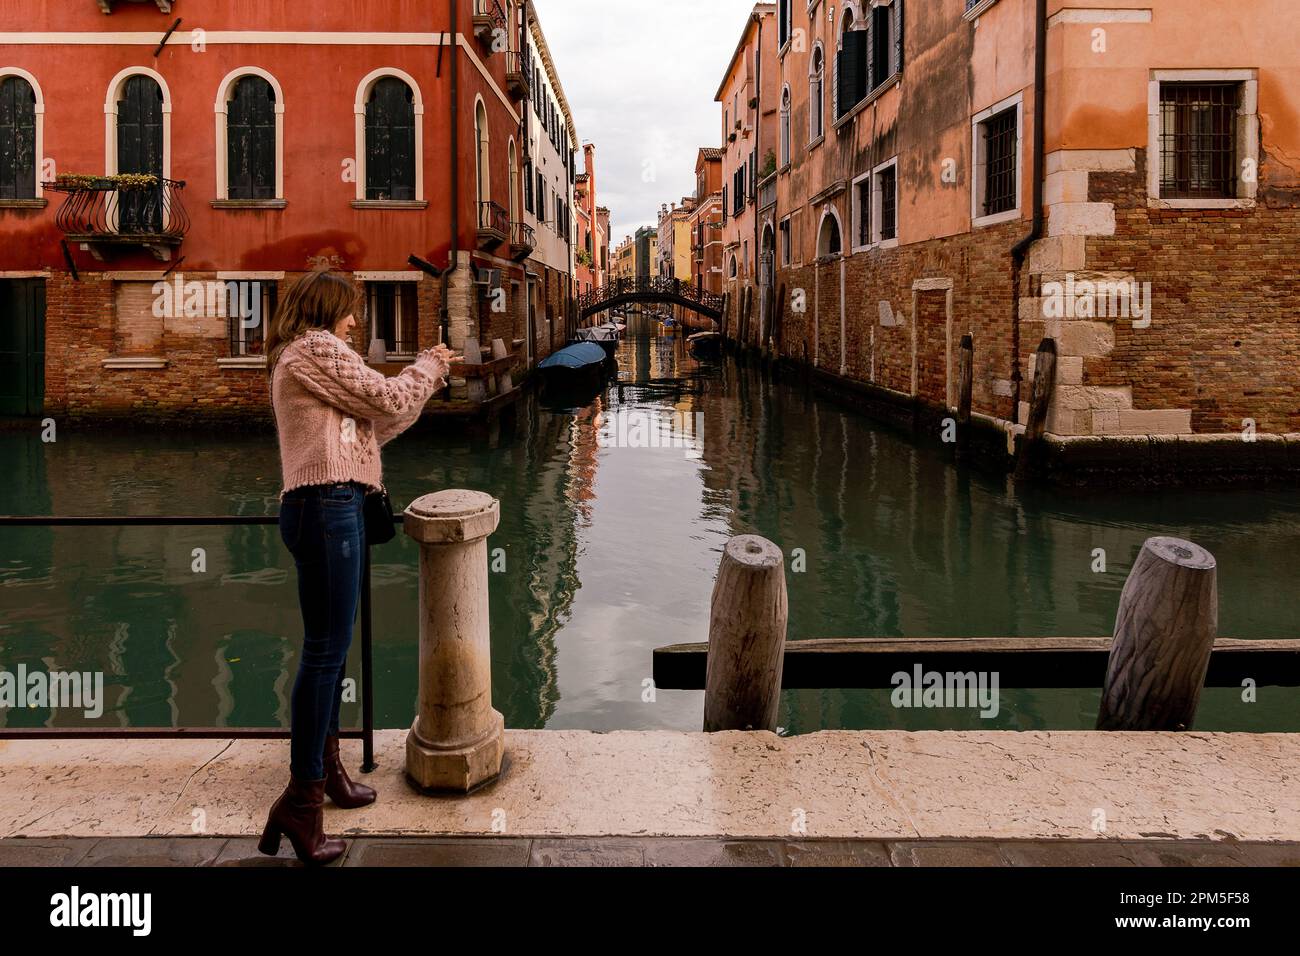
[364,487,397,546]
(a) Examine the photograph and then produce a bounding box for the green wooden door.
[0,279,45,416]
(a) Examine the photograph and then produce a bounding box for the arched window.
[507,138,518,223]
[728,253,738,279]
[225,75,277,200]
[0,74,37,199]
[779,86,791,168]
[817,209,842,259]
[474,98,490,207]
[836,6,869,120]
[365,77,415,201]
[809,45,825,142]
[115,74,165,233]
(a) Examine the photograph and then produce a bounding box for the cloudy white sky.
[533,0,758,247]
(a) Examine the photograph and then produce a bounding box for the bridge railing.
[577,276,725,318]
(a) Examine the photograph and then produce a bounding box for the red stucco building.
[0,0,577,419]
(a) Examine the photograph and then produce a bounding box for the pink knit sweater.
[271,329,448,495]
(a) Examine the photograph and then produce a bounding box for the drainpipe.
[441,0,462,346]
[1009,0,1047,416]
[753,10,763,352]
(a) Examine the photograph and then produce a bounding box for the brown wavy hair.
[266,270,361,376]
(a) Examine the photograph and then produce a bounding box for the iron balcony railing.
[473,0,506,42]
[510,220,536,252]
[45,175,189,244]
[504,50,530,99]
[0,512,402,773]
[478,200,509,240]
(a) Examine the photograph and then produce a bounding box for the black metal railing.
[472,0,506,40]
[510,220,535,251]
[503,50,530,98]
[478,200,508,237]
[576,276,725,320]
[0,513,402,773]
[45,176,189,243]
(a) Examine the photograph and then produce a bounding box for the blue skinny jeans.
[278,481,366,781]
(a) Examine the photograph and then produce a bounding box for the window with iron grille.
[981,107,1018,217]
[878,165,897,241]
[227,280,276,357]
[1160,82,1239,199]
[854,175,871,247]
[367,282,418,357]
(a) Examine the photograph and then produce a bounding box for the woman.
[259,270,451,865]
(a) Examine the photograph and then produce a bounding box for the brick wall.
[43,269,445,422]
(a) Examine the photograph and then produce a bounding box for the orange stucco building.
[718,0,1300,479]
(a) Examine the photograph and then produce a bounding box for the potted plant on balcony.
[759,150,777,180]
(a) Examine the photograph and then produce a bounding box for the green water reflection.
[2,318,1297,733]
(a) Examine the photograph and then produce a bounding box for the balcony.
[477,200,508,250]
[758,172,776,212]
[97,0,172,11]
[473,0,505,45]
[45,174,189,261]
[509,220,535,261]
[505,51,530,101]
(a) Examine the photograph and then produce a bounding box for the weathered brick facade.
[713,0,1300,480]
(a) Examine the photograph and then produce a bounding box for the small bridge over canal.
[577,277,724,324]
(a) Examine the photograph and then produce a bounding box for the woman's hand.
[419,344,455,377]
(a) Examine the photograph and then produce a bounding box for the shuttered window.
[365,78,416,201]
[226,76,276,201]
[838,30,867,118]
[0,76,36,200]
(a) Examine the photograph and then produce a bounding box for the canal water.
[3,314,1298,734]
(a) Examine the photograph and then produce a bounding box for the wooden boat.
[574,325,624,361]
[687,330,722,359]
[538,342,610,399]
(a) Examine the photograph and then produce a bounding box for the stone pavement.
[2,729,1298,854]
[3,836,1298,867]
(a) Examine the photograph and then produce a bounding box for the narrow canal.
[3,314,1298,734]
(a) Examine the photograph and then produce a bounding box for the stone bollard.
[403,489,505,792]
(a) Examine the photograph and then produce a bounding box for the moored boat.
[687,330,722,359]
[538,342,610,400]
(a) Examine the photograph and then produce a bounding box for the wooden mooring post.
[955,333,974,456]
[1014,337,1056,479]
[1097,537,1218,731]
[703,535,788,732]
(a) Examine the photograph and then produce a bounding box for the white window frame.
[970,91,1023,229]
[1147,69,1258,210]
[816,203,844,260]
[870,155,899,248]
[0,67,44,200]
[104,66,172,181]
[850,169,873,253]
[779,214,792,266]
[779,85,792,169]
[364,275,422,360]
[808,43,825,147]
[214,67,285,202]
[353,67,425,203]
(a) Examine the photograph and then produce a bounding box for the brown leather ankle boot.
[324,733,377,809]
[258,775,346,865]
